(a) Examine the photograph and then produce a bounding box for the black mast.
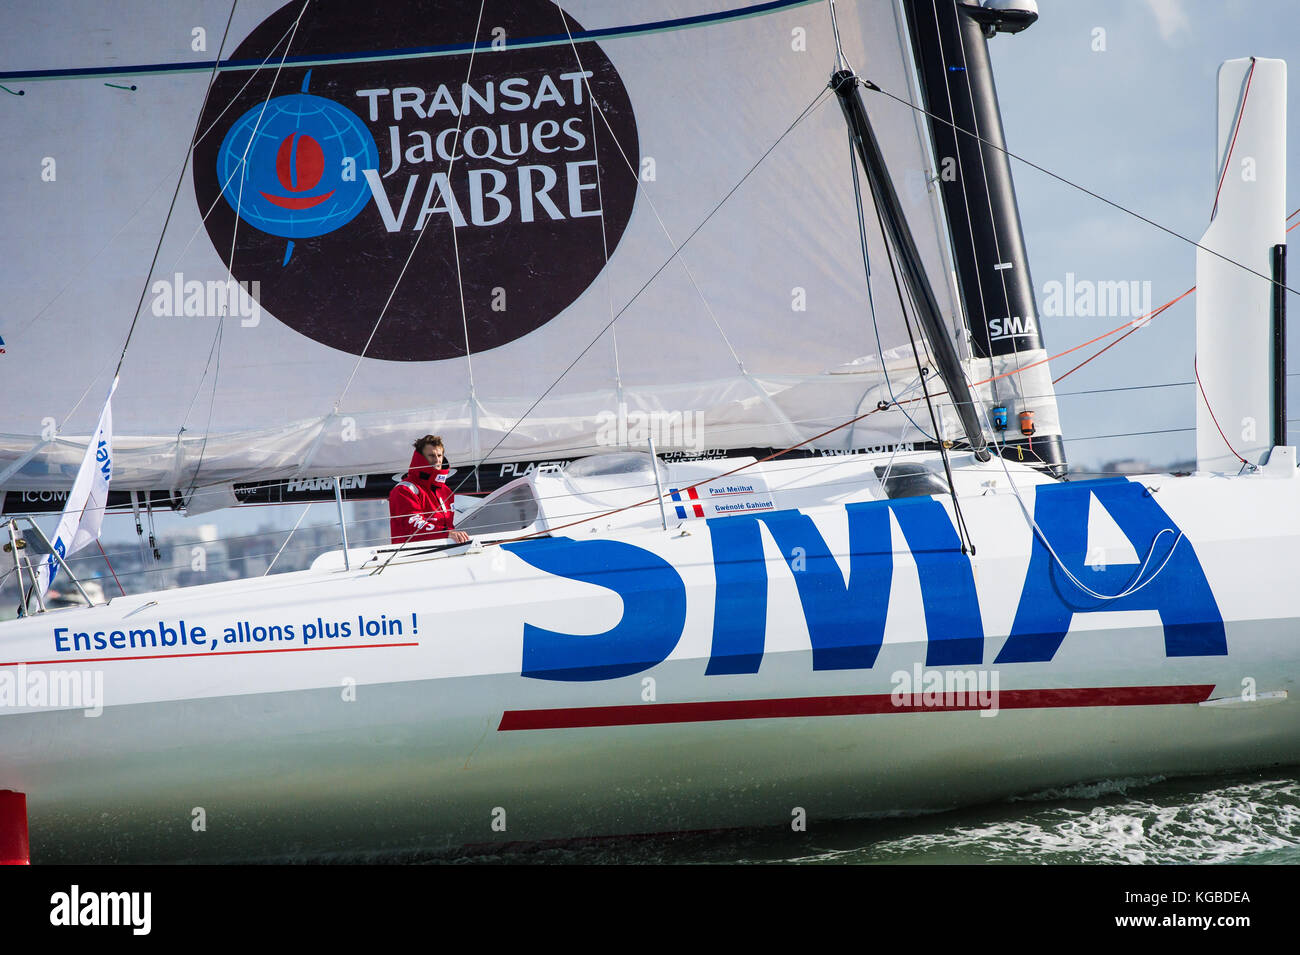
[904,0,1067,477]
[1272,243,1287,447]
[830,70,990,463]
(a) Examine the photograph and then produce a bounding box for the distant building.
[1100,458,1152,476]
[350,499,390,549]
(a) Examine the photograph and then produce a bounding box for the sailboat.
[1,0,1296,863]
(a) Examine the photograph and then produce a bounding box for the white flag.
[36,377,118,598]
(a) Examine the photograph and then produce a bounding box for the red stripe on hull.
[498,684,1217,731]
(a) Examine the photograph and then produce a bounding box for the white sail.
[1,0,988,490]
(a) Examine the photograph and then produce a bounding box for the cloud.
[1143,0,1191,44]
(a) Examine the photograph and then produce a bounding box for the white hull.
[4,452,1300,861]
[13,670,1300,863]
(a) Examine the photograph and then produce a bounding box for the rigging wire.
[21,16,1298,516]
[30,261,1206,540]
[180,2,313,496]
[263,502,314,576]
[444,6,491,477]
[183,321,225,496]
[845,127,937,442]
[39,3,310,498]
[19,273,1195,555]
[948,1,1029,397]
[478,403,891,552]
[441,86,833,495]
[94,540,126,597]
[556,28,773,398]
[925,0,1001,401]
[1070,427,1194,443]
[934,296,1187,399]
[556,6,624,440]
[863,80,1300,298]
[979,402,1186,602]
[148,16,322,278]
[110,0,246,381]
[10,414,1219,591]
[1051,286,1196,384]
[333,0,489,411]
[876,385,928,490]
[859,104,977,554]
[1034,200,1293,386]
[22,0,245,599]
[826,0,851,73]
[42,12,318,436]
[22,446,948,574]
[462,287,1222,548]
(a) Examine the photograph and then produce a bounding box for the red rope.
[95,539,126,596]
[1211,57,1256,220]
[1193,356,1248,465]
[492,403,895,545]
[1049,208,1298,384]
[1053,286,1195,384]
[441,201,1300,546]
[491,297,1209,544]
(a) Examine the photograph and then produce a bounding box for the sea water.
[345,769,1300,865]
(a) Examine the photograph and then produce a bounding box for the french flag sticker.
[668,486,704,519]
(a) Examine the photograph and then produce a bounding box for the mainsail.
[0,0,1063,494]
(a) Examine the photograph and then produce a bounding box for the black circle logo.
[193,0,639,361]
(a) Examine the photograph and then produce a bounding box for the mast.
[903,0,1067,476]
[830,70,991,463]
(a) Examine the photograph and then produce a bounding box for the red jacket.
[389,450,455,544]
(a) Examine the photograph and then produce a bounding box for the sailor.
[388,435,470,545]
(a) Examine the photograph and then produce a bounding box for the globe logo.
[215,77,378,250]
[194,0,639,360]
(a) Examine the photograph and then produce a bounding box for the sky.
[987,0,1299,472]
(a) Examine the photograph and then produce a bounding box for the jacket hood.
[404,449,443,493]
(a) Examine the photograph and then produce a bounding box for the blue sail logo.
[215,74,378,260]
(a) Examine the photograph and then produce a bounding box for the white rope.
[555,8,623,425]
[180,0,312,494]
[845,126,938,442]
[263,502,313,575]
[877,373,930,486]
[156,15,319,274]
[559,25,749,375]
[557,39,820,449]
[55,2,304,429]
[334,0,488,410]
[972,379,1185,601]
